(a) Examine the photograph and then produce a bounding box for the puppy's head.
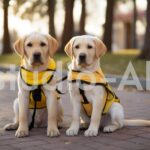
[65,35,107,68]
[14,32,58,67]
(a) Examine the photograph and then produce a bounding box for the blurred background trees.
[61,0,75,51]
[139,0,150,59]
[132,0,137,49]
[0,0,150,60]
[103,0,115,52]
[79,0,86,35]
[48,0,56,37]
[2,0,12,54]
[13,0,56,37]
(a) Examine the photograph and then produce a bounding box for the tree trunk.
[79,0,86,34]
[131,0,137,48]
[2,0,12,54]
[60,0,75,51]
[139,0,150,60]
[103,0,115,52]
[125,22,132,49]
[48,0,56,38]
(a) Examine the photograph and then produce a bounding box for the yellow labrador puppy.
[65,35,150,137]
[4,32,63,138]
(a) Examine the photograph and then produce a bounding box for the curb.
[0,66,19,72]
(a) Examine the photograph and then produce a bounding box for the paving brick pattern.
[0,75,150,150]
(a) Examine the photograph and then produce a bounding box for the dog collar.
[68,68,106,84]
[19,58,64,130]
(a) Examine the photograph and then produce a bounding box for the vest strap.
[69,80,106,86]
[29,101,37,130]
[79,83,92,117]
[29,85,43,130]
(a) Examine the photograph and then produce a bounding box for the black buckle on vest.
[31,86,42,102]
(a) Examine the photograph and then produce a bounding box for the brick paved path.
[0,73,150,150]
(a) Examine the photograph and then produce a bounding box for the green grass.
[0,54,20,65]
[0,53,146,78]
[100,53,146,78]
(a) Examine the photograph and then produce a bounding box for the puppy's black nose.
[33,52,41,62]
[79,53,86,63]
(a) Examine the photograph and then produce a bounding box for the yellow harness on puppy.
[20,58,59,130]
[68,69,120,117]
[20,58,56,110]
[20,58,67,130]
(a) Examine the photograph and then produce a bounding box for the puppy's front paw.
[84,128,98,137]
[15,129,29,138]
[47,128,60,137]
[66,128,79,136]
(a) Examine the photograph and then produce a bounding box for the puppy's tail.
[124,119,150,126]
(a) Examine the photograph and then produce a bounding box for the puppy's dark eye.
[87,45,93,49]
[75,45,80,49]
[40,42,46,47]
[27,43,32,47]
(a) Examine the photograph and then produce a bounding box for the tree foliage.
[13,0,56,37]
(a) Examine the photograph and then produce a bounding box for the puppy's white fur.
[65,35,150,137]
[4,33,63,138]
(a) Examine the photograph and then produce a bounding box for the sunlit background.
[0,0,150,77]
[0,0,148,52]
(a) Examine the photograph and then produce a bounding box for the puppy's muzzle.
[33,52,42,63]
[79,53,86,64]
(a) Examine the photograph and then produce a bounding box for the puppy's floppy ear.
[46,34,59,57]
[64,37,76,58]
[94,37,107,58]
[13,37,26,57]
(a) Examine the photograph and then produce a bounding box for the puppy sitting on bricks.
[65,35,150,137]
[4,32,63,138]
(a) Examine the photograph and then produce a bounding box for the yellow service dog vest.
[68,69,120,117]
[20,58,56,109]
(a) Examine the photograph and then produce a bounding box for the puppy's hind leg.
[4,99,19,130]
[103,102,124,133]
[80,106,90,130]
